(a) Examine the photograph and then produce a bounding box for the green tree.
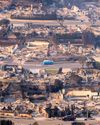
[72,122,85,125]
[33,121,39,125]
[43,0,53,5]
[0,19,10,26]
[0,19,11,38]
[0,120,14,125]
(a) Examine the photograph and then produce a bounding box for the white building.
[66,90,97,98]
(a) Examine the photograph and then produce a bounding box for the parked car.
[42,60,54,65]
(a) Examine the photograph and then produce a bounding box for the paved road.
[3,60,81,71]
[24,61,81,70]
[10,19,90,26]
[0,117,100,125]
[9,18,100,26]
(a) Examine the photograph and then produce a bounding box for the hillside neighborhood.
[0,0,100,125]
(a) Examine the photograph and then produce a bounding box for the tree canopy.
[0,19,10,26]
